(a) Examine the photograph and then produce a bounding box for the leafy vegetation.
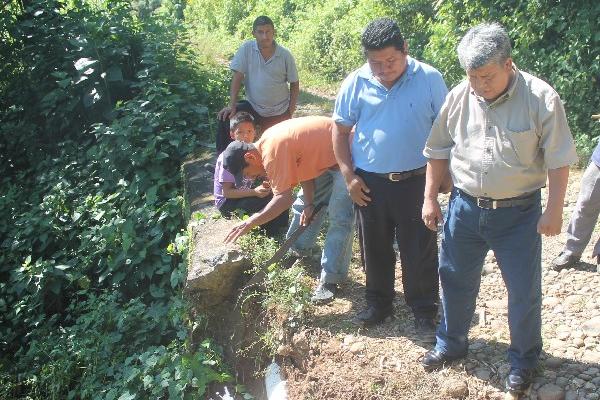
[3,0,599,397]
[238,232,313,355]
[423,0,600,160]
[1,0,229,398]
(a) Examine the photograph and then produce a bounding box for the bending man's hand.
[224,218,255,243]
[422,197,443,231]
[299,204,314,226]
[346,174,371,206]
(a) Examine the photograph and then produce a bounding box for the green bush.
[424,0,600,158]
[0,1,231,398]
[184,0,435,82]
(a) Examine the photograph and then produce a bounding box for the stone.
[470,341,485,351]
[349,342,365,354]
[486,299,507,309]
[545,357,564,369]
[343,335,355,346]
[441,378,469,399]
[538,383,565,400]
[544,297,561,307]
[549,338,567,349]
[565,295,583,307]
[557,331,571,340]
[579,373,592,381]
[571,378,585,388]
[555,377,569,387]
[482,263,495,276]
[186,218,250,311]
[474,368,492,381]
[573,330,586,339]
[564,390,578,400]
[582,351,600,364]
[585,367,599,375]
[582,316,600,337]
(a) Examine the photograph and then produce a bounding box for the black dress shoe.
[505,367,535,394]
[352,306,393,327]
[421,349,466,371]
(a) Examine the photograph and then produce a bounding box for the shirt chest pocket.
[505,128,540,166]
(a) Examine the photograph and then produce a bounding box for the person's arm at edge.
[422,159,449,231]
[224,189,294,243]
[218,71,244,120]
[537,166,569,236]
[333,122,370,206]
[222,181,270,199]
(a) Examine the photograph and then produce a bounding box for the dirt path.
[280,94,600,400]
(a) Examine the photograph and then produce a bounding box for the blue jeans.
[286,169,355,284]
[435,189,542,369]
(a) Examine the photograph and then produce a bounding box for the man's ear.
[403,41,409,54]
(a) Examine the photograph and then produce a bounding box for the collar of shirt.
[252,40,281,59]
[471,64,521,107]
[357,56,420,91]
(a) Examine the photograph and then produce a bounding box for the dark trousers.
[355,169,439,318]
[218,194,289,237]
[216,100,291,154]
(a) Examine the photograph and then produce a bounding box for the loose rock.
[441,379,469,399]
[545,357,564,369]
[537,383,565,400]
[582,316,600,337]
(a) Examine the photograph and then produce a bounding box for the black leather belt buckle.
[476,198,498,209]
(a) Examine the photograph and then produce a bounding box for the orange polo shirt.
[256,116,338,195]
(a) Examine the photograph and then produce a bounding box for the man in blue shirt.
[333,18,448,337]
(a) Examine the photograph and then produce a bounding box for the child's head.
[229,111,256,143]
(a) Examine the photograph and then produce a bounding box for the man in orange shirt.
[224,116,355,303]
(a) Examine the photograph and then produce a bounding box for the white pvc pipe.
[265,361,288,400]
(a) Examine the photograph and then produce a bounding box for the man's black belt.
[357,166,426,182]
[457,189,538,210]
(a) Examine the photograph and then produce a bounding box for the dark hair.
[252,16,274,31]
[221,141,256,187]
[229,111,255,131]
[361,18,405,54]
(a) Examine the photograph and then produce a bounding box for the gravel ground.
[281,168,600,400]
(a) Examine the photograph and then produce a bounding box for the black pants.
[219,194,289,237]
[216,100,291,154]
[355,169,439,318]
